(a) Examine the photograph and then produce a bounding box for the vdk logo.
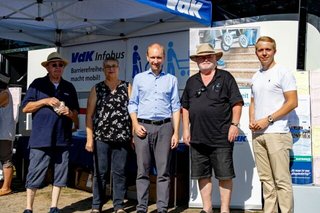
[166,0,203,19]
[235,135,247,143]
[71,51,95,63]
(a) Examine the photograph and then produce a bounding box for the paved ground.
[0,178,263,213]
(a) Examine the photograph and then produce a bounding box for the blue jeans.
[92,140,128,211]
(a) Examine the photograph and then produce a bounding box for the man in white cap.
[21,52,79,213]
[181,43,243,213]
[0,72,15,197]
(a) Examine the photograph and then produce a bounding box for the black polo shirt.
[181,69,243,147]
[22,75,80,148]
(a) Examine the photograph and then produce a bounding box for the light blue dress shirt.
[128,69,181,120]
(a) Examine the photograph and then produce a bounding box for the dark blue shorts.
[190,144,235,180]
[25,147,69,189]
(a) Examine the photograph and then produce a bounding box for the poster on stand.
[289,71,312,184]
[310,69,320,185]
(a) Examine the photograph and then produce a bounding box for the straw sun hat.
[41,52,68,67]
[190,43,223,62]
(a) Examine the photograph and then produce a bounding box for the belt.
[137,118,171,125]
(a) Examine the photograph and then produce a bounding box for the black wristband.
[231,122,239,127]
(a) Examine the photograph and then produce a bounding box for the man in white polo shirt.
[249,36,298,213]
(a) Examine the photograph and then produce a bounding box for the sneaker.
[23,210,33,213]
[49,207,60,213]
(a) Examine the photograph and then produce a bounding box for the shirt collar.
[195,68,222,82]
[45,74,65,86]
[147,68,165,77]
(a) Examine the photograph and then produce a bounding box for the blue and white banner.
[136,0,212,26]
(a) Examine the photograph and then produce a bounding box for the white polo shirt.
[251,64,297,133]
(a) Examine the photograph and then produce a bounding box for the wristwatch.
[267,115,274,124]
[231,122,240,128]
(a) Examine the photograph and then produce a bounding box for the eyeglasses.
[104,64,118,69]
[51,63,64,68]
[197,55,214,62]
[196,86,207,97]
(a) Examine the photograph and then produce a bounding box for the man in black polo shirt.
[181,43,243,213]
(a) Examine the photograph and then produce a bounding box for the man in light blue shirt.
[128,43,181,213]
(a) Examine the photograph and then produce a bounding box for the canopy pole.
[55,29,62,47]
[297,0,307,70]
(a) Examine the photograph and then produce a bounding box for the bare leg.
[51,186,62,208]
[219,179,232,213]
[199,177,213,213]
[1,166,13,191]
[26,188,37,210]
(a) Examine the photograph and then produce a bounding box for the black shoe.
[49,207,60,213]
[115,209,127,213]
[136,211,146,213]
[23,210,33,213]
[200,210,207,213]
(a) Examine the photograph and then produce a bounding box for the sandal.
[0,188,12,196]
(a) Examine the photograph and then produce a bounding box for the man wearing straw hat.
[181,43,243,213]
[21,52,79,213]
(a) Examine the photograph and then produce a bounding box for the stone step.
[189,67,257,81]
[229,72,255,80]
[188,69,255,87]
[225,60,260,69]
[222,53,257,60]
[217,46,256,54]
[190,61,260,70]
[190,65,259,75]
[224,68,258,73]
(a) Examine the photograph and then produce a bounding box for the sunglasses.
[197,55,214,62]
[51,63,64,68]
[104,64,118,69]
[196,86,207,97]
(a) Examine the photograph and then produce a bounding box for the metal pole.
[297,0,307,70]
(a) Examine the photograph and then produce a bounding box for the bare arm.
[182,107,190,146]
[126,83,135,148]
[228,102,242,142]
[0,90,9,107]
[72,114,80,132]
[171,109,181,149]
[128,83,132,98]
[249,97,255,130]
[231,102,242,125]
[22,97,60,113]
[85,86,97,152]
[270,90,298,121]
